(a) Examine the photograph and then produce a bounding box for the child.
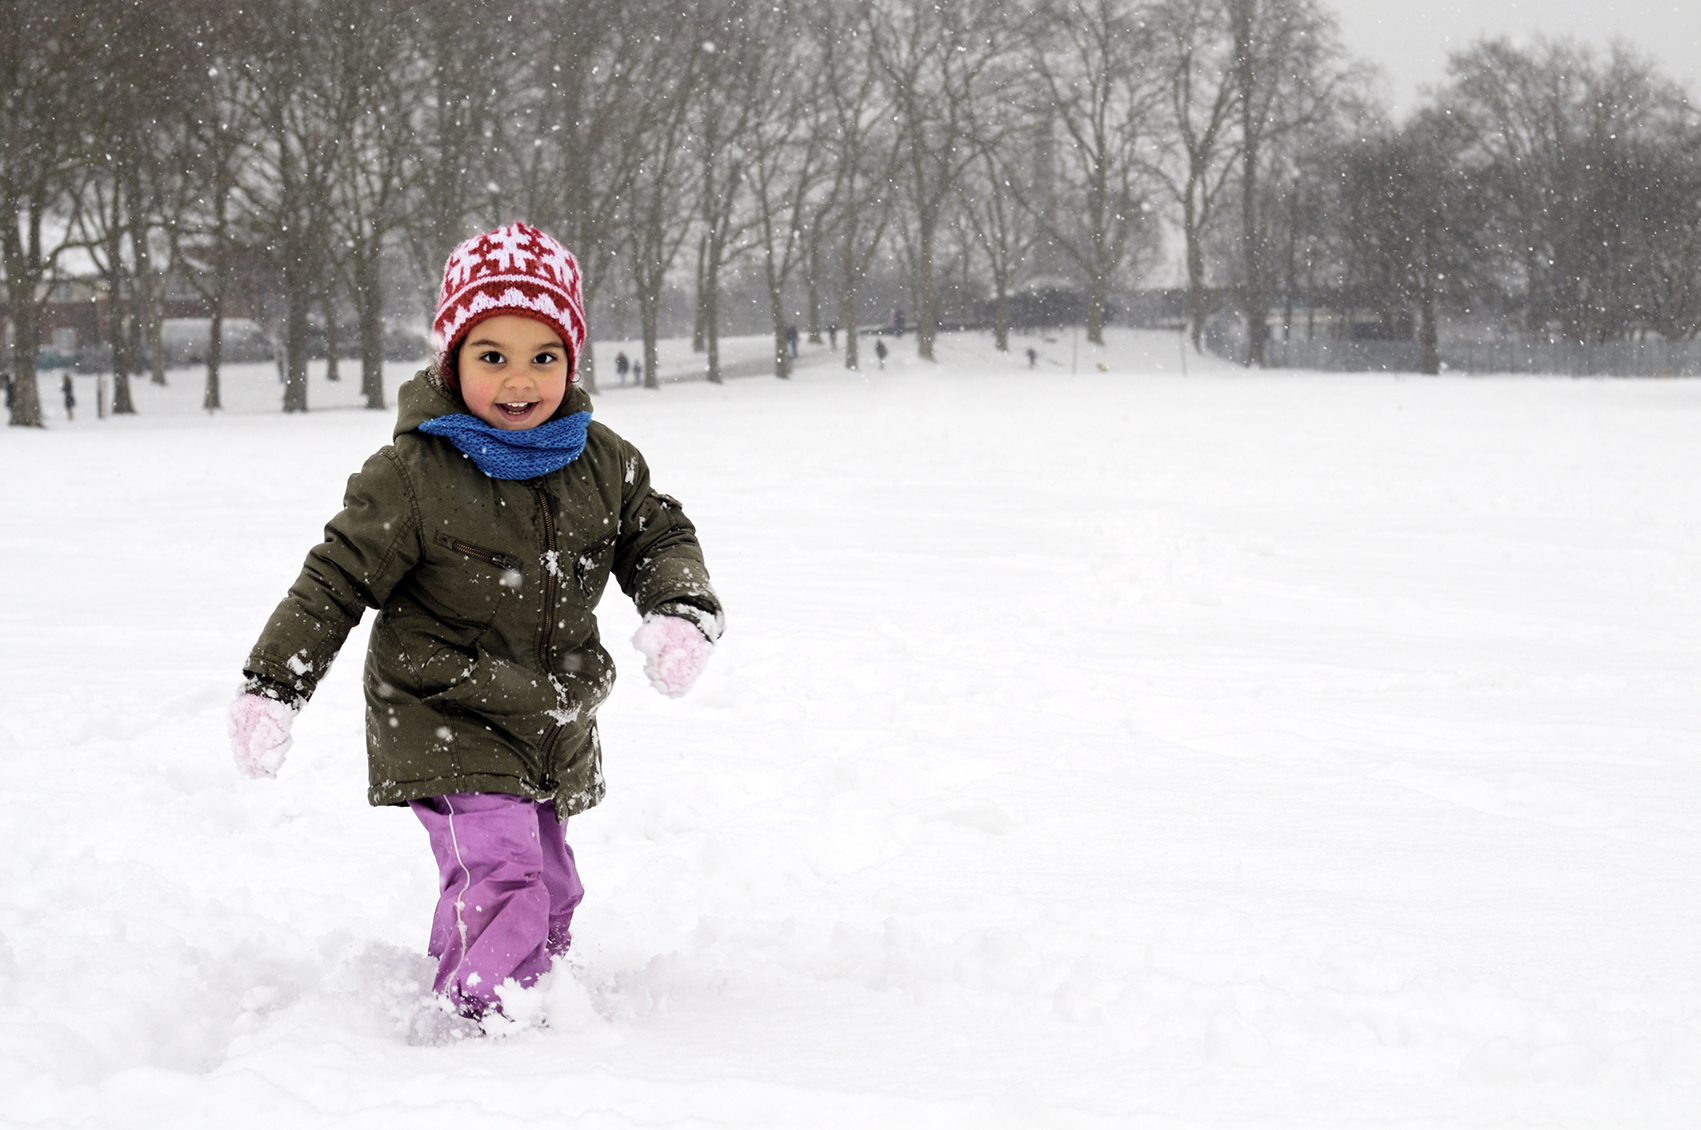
[228,223,723,1021]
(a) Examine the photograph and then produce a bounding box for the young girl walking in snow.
[228,223,723,1021]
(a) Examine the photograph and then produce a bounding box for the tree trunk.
[1184,196,1209,352]
[639,283,661,390]
[204,306,223,412]
[842,283,861,371]
[704,270,723,384]
[3,272,44,427]
[284,278,311,412]
[323,296,341,382]
[128,200,167,387]
[806,240,824,344]
[1232,0,1266,369]
[1087,273,1110,346]
[203,215,226,412]
[839,220,876,372]
[357,245,385,409]
[103,210,137,414]
[110,357,136,413]
[1523,246,1543,339]
[110,267,137,415]
[699,243,725,385]
[915,217,937,362]
[202,165,232,413]
[770,294,792,379]
[1419,281,1439,375]
[3,192,47,426]
[692,233,708,353]
[127,296,145,384]
[1281,195,1299,346]
[147,286,166,386]
[766,240,793,379]
[994,286,1010,353]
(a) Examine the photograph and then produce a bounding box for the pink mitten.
[228,693,298,779]
[632,614,714,698]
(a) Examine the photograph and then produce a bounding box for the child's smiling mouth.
[496,401,539,422]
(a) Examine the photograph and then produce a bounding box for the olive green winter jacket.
[242,370,721,815]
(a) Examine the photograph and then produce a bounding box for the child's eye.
[533,350,559,365]
[477,350,505,365]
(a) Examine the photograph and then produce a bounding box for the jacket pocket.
[572,531,619,596]
[434,532,524,577]
[424,645,561,748]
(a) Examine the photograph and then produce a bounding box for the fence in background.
[1205,325,1701,376]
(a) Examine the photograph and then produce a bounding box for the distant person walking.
[632,359,643,385]
[785,324,799,359]
[827,324,838,351]
[614,351,630,386]
[62,374,75,421]
[1026,347,1037,369]
[874,339,888,369]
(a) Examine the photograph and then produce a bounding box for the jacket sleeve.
[612,440,723,636]
[242,448,423,702]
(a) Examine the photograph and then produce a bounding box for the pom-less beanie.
[433,223,588,385]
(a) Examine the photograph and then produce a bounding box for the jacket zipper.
[533,483,562,790]
[445,538,522,574]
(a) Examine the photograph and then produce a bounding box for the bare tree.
[811,3,901,373]
[1265,119,1346,348]
[68,3,182,412]
[1628,125,1701,341]
[323,0,417,409]
[1151,0,1240,351]
[1444,37,1694,344]
[871,0,1020,362]
[957,126,1041,352]
[746,3,831,378]
[1337,113,1485,373]
[83,69,197,409]
[171,24,256,414]
[136,5,227,395]
[625,20,706,390]
[509,0,675,393]
[1028,0,1165,345]
[686,0,765,384]
[402,0,522,337]
[2,3,103,426]
[240,0,348,412]
[801,208,832,345]
[1228,0,1346,366]
[78,173,144,414]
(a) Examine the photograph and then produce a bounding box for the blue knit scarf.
[417,412,592,479]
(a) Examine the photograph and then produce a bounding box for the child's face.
[455,315,570,430]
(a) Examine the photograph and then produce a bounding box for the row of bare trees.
[1217,36,1701,374]
[1341,39,1701,363]
[5,0,1363,424]
[7,2,1699,423]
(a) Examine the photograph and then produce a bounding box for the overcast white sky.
[1327,0,1701,117]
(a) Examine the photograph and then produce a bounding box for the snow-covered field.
[2,329,1698,1127]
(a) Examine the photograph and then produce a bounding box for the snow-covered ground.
[2,329,1698,1127]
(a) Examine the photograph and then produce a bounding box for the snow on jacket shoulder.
[242,370,721,816]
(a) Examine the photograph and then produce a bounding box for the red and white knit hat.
[433,222,588,385]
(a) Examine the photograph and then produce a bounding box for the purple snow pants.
[409,792,584,1017]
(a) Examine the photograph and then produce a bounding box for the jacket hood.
[394,365,594,439]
